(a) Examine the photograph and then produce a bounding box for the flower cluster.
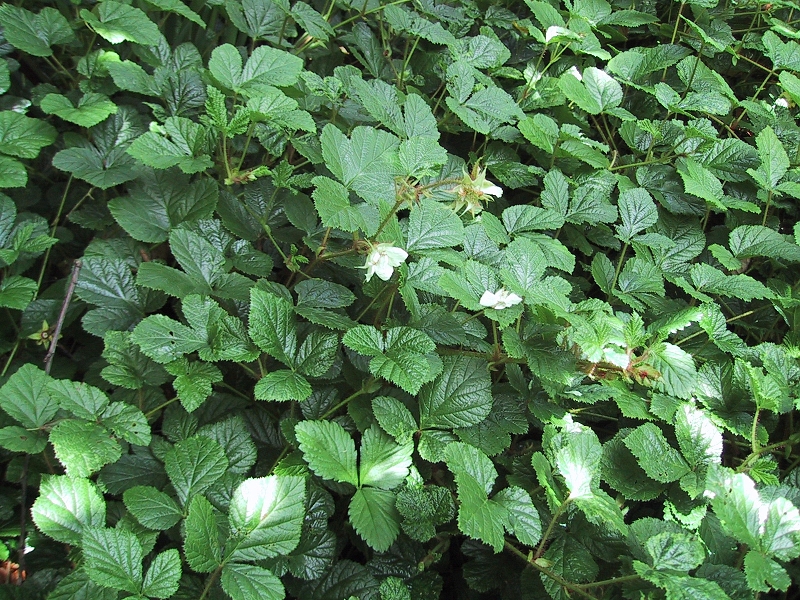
[362,242,408,282]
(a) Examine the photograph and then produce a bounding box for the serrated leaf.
[82,526,143,594]
[407,198,464,252]
[372,396,418,439]
[221,563,285,600]
[296,278,355,309]
[164,436,228,505]
[419,356,492,429]
[249,287,297,366]
[649,341,697,399]
[0,111,57,159]
[624,423,691,483]
[143,0,205,27]
[359,425,412,489]
[635,562,731,599]
[675,403,722,468]
[617,187,657,242]
[80,1,163,46]
[31,475,106,545]
[209,43,303,96]
[141,549,181,598]
[349,487,401,552]
[123,486,182,530]
[645,531,705,571]
[254,369,312,401]
[312,175,380,235]
[559,67,622,114]
[493,486,542,547]
[295,330,339,377]
[748,126,789,191]
[50,419,121,478]
[0,5,74,57]
[184,495,222,572]
[556,429,602,500]
[729,225,800,262]
[227,475,306,561]
[295,420,358,485]
[342,325,384,356]
[131,315,206,364]
[46,569,118,600]
[0,363,57,428]
[40,93,118,128]
[689,263,773,301]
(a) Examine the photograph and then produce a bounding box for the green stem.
[608,242,629,303]
[737,434,800,473]
[320,385,372,419]
[505,541,597,600]
[198,566,223,600]
[750,407,762,454]
[535,498,572,559]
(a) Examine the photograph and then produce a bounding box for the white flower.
[776,97,790,108]
[450,166,502,216]
[363,243,408,282]
[479,288,523,310]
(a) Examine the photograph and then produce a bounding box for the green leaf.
[0,363,57,428]
[76,256,146,335]
[296,279,356,309]
[82,526,143,594]
[729,225,800,262]
[108,171,217,243]
[419,356,492,429]
[164,436,229,505]
[359,425,413,489]
[675,403,722,468]
[47,379,109,420]
[227,475,306,561]
[0,111,57,159]
[221,563,285,600]
[141,549,181,599]
[645,531,705,571]
[689,263,773,301]
[635,562,731,600]
[254,370,312,401]
[748,126,789,191]
[295,420,359,486]
[209,43,303,97]
[0,426,47,453]
[502,205,565,234]
[198,415,257,475]
[556,429,602,500]
[342,325,384,356]
[131,315,206,364]
[649,341,698,399]
[184,495,222,572]
[616,187,658,242]
[0,5,74,57]
[0,155,27,188]
[40,93,117,128]
[623,423,691,483]
[123,486,182,530]
[349,487,401,552]
[168,358,223,411]
[49,419,122,478]
[372,396,418,440]
[676,157,725,209]
[295,330,339,377]
[0,275,38,310]
[744,551,791,592]
[80,1,163,46]
[445,86,525,135]
[142,0,205,27]
[319,124,400,205]
[407,198,464,252]
[291,2,334,41]
[46,569,118,600]
[396,485,454,542]
[102,402,151,446]
[249,287,297,366]
[493,486,542,547]
[559,67,622,114]
[127,117,212,174]
[31,475,106,545]
[312,175,380,235]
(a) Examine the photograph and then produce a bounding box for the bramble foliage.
[1,0,800,598]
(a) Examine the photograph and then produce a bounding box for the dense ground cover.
[1,0,800,598]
